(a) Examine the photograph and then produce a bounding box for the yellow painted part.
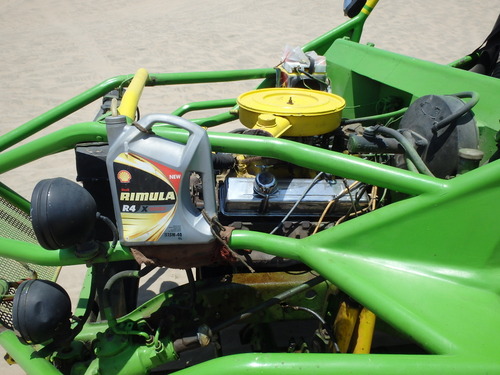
[237,88,345,137]
[238,88,344,116]
[361,0,379,14]
[352,308,376,354]
[235,154,253,178]
[118,68,149,120]
[333,301,361,353]
[252,114,292,137]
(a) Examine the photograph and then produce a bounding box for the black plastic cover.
[399,95,478,178]
[12,279,72,344]
[31,177,97,249]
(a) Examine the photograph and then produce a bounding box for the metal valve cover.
[220,177,368,217]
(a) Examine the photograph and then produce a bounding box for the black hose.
[211,153,236,170]
[97,213,119,251]
[61,266,97,347]
[432,91,479,132]
[38,266,99,355]
[365,125,434,177]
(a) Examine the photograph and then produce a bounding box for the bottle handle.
[135,114,217,217]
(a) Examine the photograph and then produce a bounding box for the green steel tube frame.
[2,1,500,373]
[1,124,499,369]
[0,330,63,375]
[0,69,275,153]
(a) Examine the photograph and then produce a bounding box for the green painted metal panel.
[324,39,500,158]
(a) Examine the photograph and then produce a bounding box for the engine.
[19,68,482,372]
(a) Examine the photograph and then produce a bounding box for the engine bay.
[1,2,499,373]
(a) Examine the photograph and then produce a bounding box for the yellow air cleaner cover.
[237,88,346,137]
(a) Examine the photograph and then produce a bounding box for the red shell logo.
[117,170,132,183]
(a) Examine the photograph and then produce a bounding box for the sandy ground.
[0,0,499,373]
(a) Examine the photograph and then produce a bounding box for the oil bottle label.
[113,152,182,242]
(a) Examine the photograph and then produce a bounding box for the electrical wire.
[270,172,325,235]
[312,180,362,235]
[282,303,340,352]
[335,206,371,226]
[97,213,119,251]
[370,185,379,211]
[212,275,325,333]
[296,67,329,87]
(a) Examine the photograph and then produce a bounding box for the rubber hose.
[212,153,236,170]
[432,91,479,132]
[366,125,434,177]
[342,107,408,125]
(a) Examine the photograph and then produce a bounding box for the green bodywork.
[0,1,499,374]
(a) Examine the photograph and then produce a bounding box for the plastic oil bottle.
[105,113,216,246]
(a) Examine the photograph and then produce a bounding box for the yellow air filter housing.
[237,88,346,137]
